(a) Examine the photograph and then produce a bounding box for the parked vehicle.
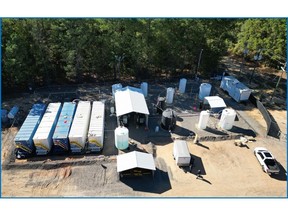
[173,140,191,167]
[254,147,280,175]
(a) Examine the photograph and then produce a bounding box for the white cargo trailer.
[33,102,62,155]
[68,101,91,153]
[220,76,252,102]
[173,140,191,167]
[87,101,105,152]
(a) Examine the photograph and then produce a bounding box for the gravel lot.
[1,79,286,197]
[2,136,286,197]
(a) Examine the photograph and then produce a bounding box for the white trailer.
[33,103,62,155]
[173,140,191,167]
[68,101,91,153]
[220,76,252,102]
[87,101,105,152]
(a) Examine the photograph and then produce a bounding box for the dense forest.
[1,18,286,93]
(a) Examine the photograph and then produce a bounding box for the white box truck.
[173,140,191,167]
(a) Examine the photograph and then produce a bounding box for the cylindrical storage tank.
[156,97,166,114]
[166,87,175,104]
[198,110,210,129]
[114,126,129,150]
[161,108,176,130]
[219,108,236,130]
[141,82,148,97]
[110,106,115,115]
[178,78,187,94]
[112,83,122,97]
[198,83,212,100]
[8,106,19,119]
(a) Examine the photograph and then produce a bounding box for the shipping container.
[173,140,191,167]
[14,104,46,158]
[68,101,91,153]
[88,101,105,152]
[52,102,76,154]
[33,103,62,155]
[220,76,252,102]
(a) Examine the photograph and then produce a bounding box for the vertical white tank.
[112,83,122,97]
[114,126,129,150]
[219,108,236,130]
[178,78,187,94]
[141,82,148,97]
[198,110,210,129]
[166,87,175,104]
[199,83,212,100]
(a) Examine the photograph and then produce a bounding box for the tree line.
[1,18,286,93]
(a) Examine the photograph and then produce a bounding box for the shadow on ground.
[270,163,287,181]
[229,126,256,137]
[120,168,172,194]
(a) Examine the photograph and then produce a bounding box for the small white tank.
[141,82,148,97]
[112,83,122,97]
[114,126,129,150]
[199,83,212,100]
[178,78,187,94]
[198,110,210,129]
[219,108,236,130]
[166,87,175,104]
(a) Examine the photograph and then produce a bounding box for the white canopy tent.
[114,86,149,126]
[203,96,227,114]
[117,151,156,173]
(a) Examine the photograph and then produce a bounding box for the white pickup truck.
[254,147,280,175]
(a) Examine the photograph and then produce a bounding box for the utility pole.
[240,42,248,73]
[271,62,286,100]
[249,48,263,84]
[195,49,203,80]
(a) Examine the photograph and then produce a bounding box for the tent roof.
[117,151,156,173]
[115,86,149,117]
[203,96,227,109]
